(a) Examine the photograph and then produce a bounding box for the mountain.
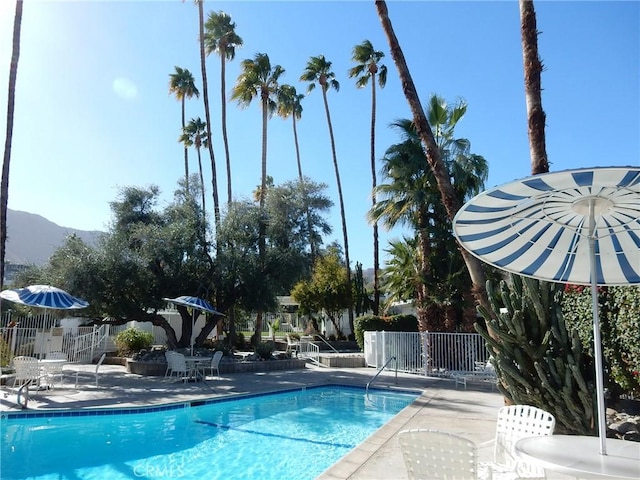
[5,209,104,266]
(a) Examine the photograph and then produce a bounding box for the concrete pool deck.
[1,362,512,479]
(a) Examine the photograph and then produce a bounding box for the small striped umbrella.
[453,166,640,455]
[163,296,224,355]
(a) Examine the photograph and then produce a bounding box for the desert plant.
[114,328,154,356]
[254,341,275,360]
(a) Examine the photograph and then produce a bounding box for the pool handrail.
[366,356,397,394]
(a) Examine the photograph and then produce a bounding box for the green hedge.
[354,314,418,350]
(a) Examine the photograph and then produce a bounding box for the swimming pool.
[1,385,419,480]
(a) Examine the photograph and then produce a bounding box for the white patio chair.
[198,350,223,379]
[398,429,488,479]
[478,405,556,479]
[164,351,194,383]
[286,334,299,356]
[12,356,42,388]
[75,353,106,388]
[43,351,67,387]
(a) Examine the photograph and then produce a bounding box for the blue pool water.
[1,386,418,480]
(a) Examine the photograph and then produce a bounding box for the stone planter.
[126,360,167,376]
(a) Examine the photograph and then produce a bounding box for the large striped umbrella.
[0,285,89,310]
[163,296,224,355]
[453,166,640,455]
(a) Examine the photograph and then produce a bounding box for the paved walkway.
[1,363,510,479]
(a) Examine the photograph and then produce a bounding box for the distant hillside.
[5,209,104,266]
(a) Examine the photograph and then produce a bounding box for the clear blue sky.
[1,0,638,270]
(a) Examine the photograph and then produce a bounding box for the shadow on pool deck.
[1,363,511,480]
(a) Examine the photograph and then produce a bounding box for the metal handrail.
[366,356,397,394]
[307,334,340,353]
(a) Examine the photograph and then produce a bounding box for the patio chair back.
[165,351,192,382]
[398,429,479,479]
[12,356,41,387]
[494,405,556,477]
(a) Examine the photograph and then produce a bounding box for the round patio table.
[514,435,640,479]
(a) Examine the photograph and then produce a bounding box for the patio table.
[183,356,210,381]
[38,359,67,388]
[514,435,640,479]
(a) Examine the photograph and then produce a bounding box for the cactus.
[475,274,596,435]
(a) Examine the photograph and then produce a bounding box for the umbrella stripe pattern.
[453,167,640,286]
[163,296,223,315]
[0,285,89,309]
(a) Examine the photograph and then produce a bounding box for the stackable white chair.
[164,351,194,383]
[75,353,107,388]
[12,356,42,388]
[198,350,223,379]
[479,405,556,479]
[398,429,484,479]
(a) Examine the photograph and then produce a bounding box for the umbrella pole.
[191,310,195,356]
[589,202,607,455]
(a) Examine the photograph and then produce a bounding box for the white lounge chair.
[478,405,556,479]
[398,429,487,479]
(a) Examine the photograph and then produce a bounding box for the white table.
[183,356,211,381]
[514,435,640,479]
[38,358,67,387]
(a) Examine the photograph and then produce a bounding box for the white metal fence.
[364,331,489,376]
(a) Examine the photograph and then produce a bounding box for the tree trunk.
[1,0,23,291]
[182,98,189,191]
[374,0,492,317]
[293,115,316,261]
[519,0,549,174]
[321,88,354,333]
[221,55,232,203]
[198,0,220,230]
[370,73,380,315]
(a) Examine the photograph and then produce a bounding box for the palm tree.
[1,0,23,290]
[348,39,387,316]
[519,0,548,174]
[204,11,243,204]
[374,0,491,315]
[370,95,487,331]
[180,117,208,212]
[169,66,200,192]
[231,52,284,344]
[277,84,317,260]
[300,54,354,333]
[193,0,220,229]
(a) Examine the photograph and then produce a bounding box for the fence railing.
[364,331,488,376]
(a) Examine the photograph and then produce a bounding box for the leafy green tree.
[380,237,419,310]
[292,247,352,339]
[1,0,23,289]
[301,54,354,332]
[349,39,387,315]
[169,66,199,192]
[204,10,243,204]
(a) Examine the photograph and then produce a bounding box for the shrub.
[354,314,418,350]
[114,328,154,356]
[254,341,275,360]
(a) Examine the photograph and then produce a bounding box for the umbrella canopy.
[163,296,224,356]
[453,166,640,455]
[0,285,89,310]
[162,296,223,315]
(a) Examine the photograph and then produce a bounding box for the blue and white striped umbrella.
[0,284,89,310]
[453,166,640,286]
[162,296,223,315]
[453,166,640,456]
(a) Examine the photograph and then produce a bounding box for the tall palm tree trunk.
[181,98,189,191]
[375,0,492,316]
[221,55,232,203]
[198,0,220,230]
[370,73,380,315]
[292,115,316,261]
[1,0,23,290]
[321,88,354,332]
[520,0,549,174]
[196,146,205,213]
